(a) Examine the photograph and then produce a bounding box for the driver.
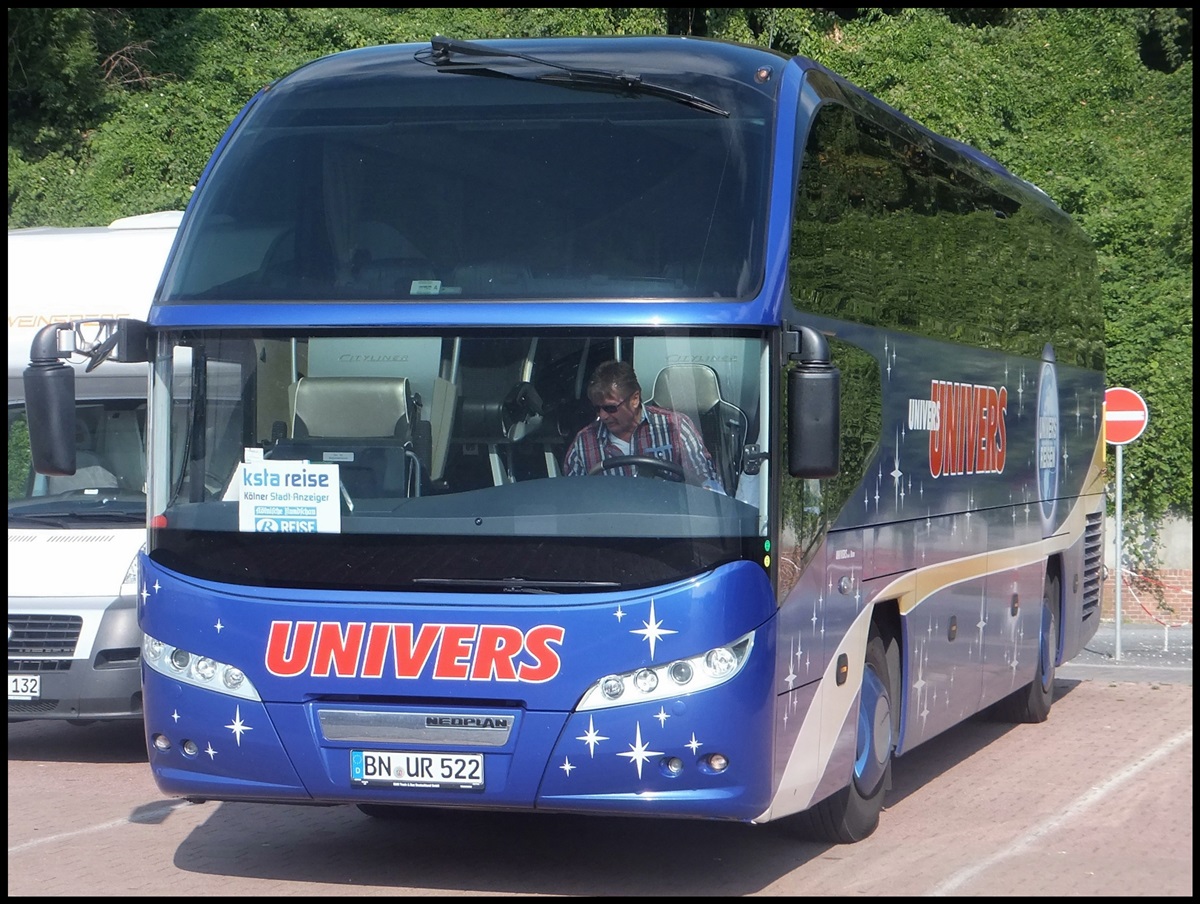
[562,359,725,493]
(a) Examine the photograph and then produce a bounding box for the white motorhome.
[8,211,181,723]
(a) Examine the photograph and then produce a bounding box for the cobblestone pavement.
[1058,621,1192,686]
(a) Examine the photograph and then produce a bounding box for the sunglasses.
[593,395,630,415]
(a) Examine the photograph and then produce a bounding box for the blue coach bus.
[25,35,1105,842]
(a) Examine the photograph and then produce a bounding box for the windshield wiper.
[9,513,77,528]
[413,576,620,594]
[421,35,729,117]
[8,510,146,527]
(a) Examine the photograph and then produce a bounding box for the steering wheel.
[84,333,119,373]
[587,455,687,483]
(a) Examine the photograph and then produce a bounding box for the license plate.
[351,749,484,790]
[8,674,41,700]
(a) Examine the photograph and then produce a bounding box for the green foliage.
[6,7,1192,560]
[8,8,112,153]
[8,413,31,500]
[784,8,1193,562]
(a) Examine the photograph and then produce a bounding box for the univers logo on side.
[911,379,1008,478]
[1036,346,1060,531]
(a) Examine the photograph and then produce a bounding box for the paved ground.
[8,618,1191,896]
[1058,620,1192,686]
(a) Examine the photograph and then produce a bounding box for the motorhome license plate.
[8,674,40,699]
[351,749,484,790]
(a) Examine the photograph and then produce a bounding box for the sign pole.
[1104,385,1148,663]
[1113,443,1123,661]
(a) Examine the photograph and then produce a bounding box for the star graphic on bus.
[617,722,663,779]
[630,600,676,658]
[576,715,609,757]
[225,705,253,746]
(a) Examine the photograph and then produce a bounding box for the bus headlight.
[142,632,261,701]
[668,660,694,684]
[600,675,625,700]
[705,645,738,677]
[633,668,659,693]
[576,631,754,712]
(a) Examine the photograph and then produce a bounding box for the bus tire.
[989,566,1059,724]
[784,624,894,843]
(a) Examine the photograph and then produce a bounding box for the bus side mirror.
[114,317,150,363]
[787,325,840,479]
[23,323,78,476]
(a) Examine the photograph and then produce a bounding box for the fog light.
[704,752,729,773]
[182,739,199,756]
[600,675,625,700]
[633,668,658,693]
[152,733,171,752]
[664,756,684,776]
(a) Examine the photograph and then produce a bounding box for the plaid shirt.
[562,404,725,493]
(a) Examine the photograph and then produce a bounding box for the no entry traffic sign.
[1105,387,1149,445]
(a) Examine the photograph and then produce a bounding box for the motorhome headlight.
[120,548,142,599]
[576,631,754,712]
[142,633,261,701]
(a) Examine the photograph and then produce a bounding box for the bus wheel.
[988,567,1060,724]
[784,624,894,843]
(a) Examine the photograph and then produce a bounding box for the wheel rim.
[854,663,891,795]
[1038,602,1055,693]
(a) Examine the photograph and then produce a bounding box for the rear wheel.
[784,623,895,843]
[989,565,1060,723]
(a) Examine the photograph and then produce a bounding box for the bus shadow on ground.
[168,703,1048,895]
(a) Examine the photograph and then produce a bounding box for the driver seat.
[648,363,749,494]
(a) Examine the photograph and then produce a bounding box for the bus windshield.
[148,329,769,593]
[158,47,773,304]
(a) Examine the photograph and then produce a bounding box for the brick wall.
[1101,568,1193,625]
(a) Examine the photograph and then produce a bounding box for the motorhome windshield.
[9,394,149,524]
